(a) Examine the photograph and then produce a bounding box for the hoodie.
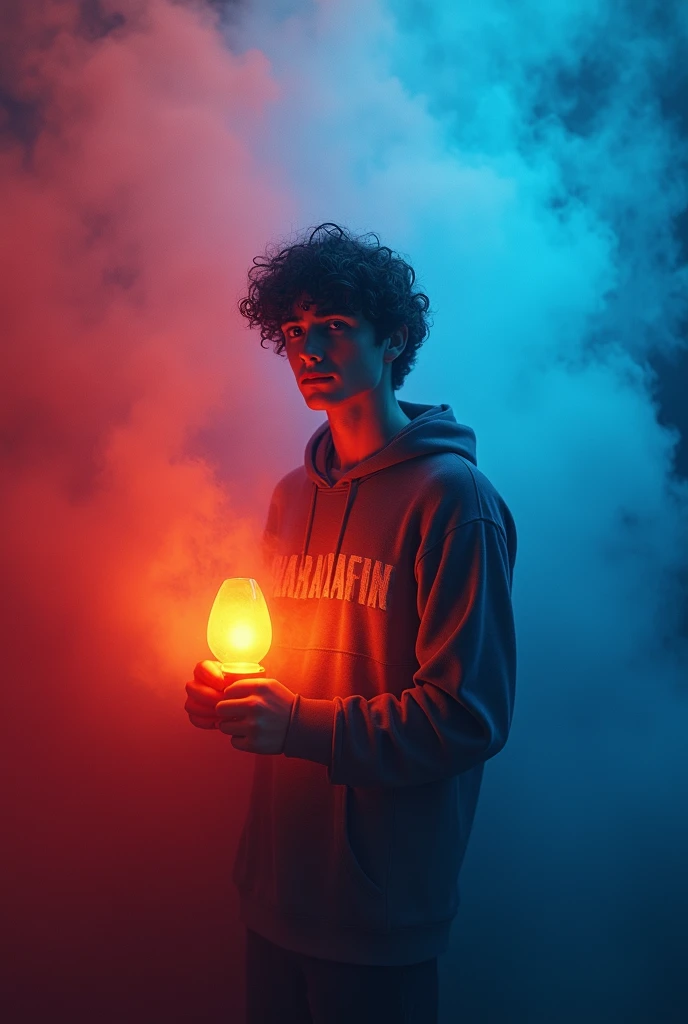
[232,400,517,967]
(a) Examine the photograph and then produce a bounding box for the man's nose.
[299,326,325,361]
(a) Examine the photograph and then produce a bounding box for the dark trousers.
[245,928,439,1024]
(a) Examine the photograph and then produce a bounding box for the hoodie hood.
[300,401,477,563]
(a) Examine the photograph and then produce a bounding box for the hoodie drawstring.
[302,484,318,557]
[301,478,360,568]
[332,479,358,567]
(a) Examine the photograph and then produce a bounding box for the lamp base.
[219,662,265,677]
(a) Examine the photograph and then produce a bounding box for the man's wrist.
[282,694,335,767]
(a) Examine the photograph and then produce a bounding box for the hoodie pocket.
[296,782,389,932]
[387,775,463,927]
[233,760,390,932]
[340,784,386,899]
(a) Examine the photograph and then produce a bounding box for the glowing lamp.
[207,577,272,678]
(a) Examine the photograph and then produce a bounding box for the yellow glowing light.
[228,624,255,650]
[207,578,272,676]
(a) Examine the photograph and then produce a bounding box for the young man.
[184,223,518,1024]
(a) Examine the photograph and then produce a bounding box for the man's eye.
[284,321,347,338]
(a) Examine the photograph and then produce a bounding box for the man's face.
[280,295,388,409]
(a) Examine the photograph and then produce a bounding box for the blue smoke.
[2,1,684,1019]
[229,1,688,1019]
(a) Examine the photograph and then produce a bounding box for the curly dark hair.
[237,223,433,391]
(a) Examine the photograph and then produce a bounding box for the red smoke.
[0,2,299,1018]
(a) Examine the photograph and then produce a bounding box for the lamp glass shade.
[207,577,272,675]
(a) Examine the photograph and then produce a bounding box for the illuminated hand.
[216,675,297,754]
[184,660,226,729]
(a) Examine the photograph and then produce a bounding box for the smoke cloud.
[1,0,686,1020]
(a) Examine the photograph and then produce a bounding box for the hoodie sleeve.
[282,516,517,787]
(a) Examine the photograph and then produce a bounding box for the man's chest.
[265,486,424,664]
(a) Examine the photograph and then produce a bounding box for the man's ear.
[384,323,408,362]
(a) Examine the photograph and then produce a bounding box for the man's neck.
[327,392,411,477]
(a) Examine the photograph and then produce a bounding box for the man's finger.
[215,697,256,718]
[185,695,220,716]
[188,713,218,730]
[222,679,265,697]
[186,679,224,705]
[218,718,250,737]
[193,660,225,690]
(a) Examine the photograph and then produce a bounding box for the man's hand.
[216,676,296,754]
[184,660,226,730]
[184,660,297,754]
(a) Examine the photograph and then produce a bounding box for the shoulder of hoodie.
[269,456,514,540]
[266,466,312,517]
[407,451,515,546]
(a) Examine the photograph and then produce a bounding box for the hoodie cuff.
[282,694,335,767]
